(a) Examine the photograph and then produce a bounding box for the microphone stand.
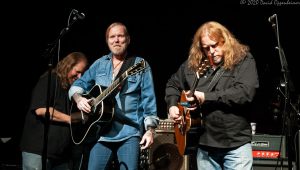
[42,9,83,170]
[269,14,296,170]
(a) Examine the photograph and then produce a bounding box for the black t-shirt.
[20,71,71,160]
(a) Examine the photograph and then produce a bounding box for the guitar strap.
[109,56,137,98]
[115,56,137,79]
[206,66,225,92]
[106,56,140,129]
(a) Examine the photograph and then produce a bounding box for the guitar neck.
[94,71,128,104]
[92,59,146,105]
[188,59,210,97]
[188,72,200,97]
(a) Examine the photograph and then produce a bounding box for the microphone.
[72,9,85,20]
[268,14,277,23]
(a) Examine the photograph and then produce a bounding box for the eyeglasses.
[201,42,219,51]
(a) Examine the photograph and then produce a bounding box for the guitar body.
[174,59,210,155]
[70,85,114,145]
[175,91,202,155]
[70,59,147,145]
[183,115,202,155]
[174,91,191,156]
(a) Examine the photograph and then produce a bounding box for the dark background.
[1,2,300,167]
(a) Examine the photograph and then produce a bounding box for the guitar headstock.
[127,59,146,76]
[197,59,210,78]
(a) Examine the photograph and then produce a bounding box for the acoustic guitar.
[175,59,210,155]
[70,59,146,145]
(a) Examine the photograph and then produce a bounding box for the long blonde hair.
[188,21,249,71]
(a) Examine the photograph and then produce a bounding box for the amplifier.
[149,119,197,170]
[251,134,286,159]
[253,158,296,170]
[156,119,174,133]
[148,130,189,170]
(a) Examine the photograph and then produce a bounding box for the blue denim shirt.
[69,53,159,142]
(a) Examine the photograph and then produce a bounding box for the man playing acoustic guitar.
[69,22,159,170]
[165,21,259,170]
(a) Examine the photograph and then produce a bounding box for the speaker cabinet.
[251,134,286,159]
[148,131,189,170]
[253,159,296,170]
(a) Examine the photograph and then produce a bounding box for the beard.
[110,45,127,56]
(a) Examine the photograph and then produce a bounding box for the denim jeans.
[197,143,253,170]
[88,136,140,170]
[22,152,70,170]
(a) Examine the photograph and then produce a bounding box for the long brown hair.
[55,52,88,89]
[188,21,249,71]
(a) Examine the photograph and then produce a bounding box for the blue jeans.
[22,152,70,170]
[197,143,253,170]
[88,137,140,170]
